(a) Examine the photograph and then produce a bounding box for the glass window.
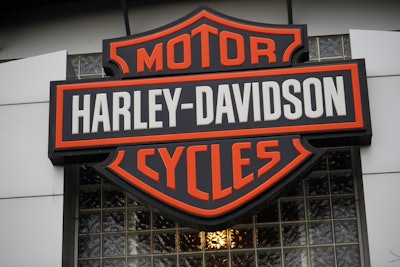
[308,35,351,62]
[76,147,368,267]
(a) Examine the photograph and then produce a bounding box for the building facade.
[1,1,400,266]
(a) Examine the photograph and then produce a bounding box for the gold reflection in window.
[203,229,243,250]
[205,230,229,249]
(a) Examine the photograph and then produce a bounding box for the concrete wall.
[0,51,66,267]
[351,29,400,267]
[0,0,399,60]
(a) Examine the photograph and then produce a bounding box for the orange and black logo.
[49,7,371,229]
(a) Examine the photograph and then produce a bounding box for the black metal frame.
[352,146,371,267]
[287,0,293,24]
[62,165,80,267]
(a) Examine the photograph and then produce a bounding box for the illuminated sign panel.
[49,7,371,229]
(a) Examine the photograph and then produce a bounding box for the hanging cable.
[287,0,293,24]
[121,0,131,35]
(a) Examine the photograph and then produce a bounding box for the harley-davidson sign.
[49,7,371,229]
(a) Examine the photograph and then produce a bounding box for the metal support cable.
[287,0,293,24]
[121,0,131,36]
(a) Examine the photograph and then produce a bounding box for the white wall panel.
[0,50,66,105]
[351,29,400,77]
[0,103,64,198]
[294,0,400,36]
[359,76,400,174]
[351,29,400,267]
[351,29,400,174]
[362,172,400,266]
[0,50,66,267]
[0,196,63,267]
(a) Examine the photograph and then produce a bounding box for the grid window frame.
[73,147,369,267]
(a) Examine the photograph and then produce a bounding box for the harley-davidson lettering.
[70,76,345,134]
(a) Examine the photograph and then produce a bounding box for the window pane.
[80,54,103,75]
[335,220,359,243]
[319,36,343,57]
[128,233,151,255]
[284,248,308,267]
[153,256,177,267]
[179,254,203,267]
[127,257,151,267]
[78,260,100,267]
[328,149,352,170]
[310,247,335,267]
[308,222,332,245]
[257,225,280,247]
[103,189,125,208]
[305,173,329,196]
[332,196,357,218]
[331,171,354,194]
[282,223,307,246]
[256,203,279,223]
[127,209,151,231]
[231,228,253,249]
[307,198,331,220]
[180,231,202,252]
[231,251,255,266]
[281,200,305,221]
[258,250,281,266]
[79,189,100,209]
[336,245,361,266]
[154,232,176,253]
[103,234,125,256]
[153,213,175,229]
[79,212,100,233]
[103,258,125,267]
[205,253,229,267]
[78,235,100,258]
[103,211,125,232]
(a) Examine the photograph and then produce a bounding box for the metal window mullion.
[201,231,206,267]
[73,166,80,267]
[176,223,180,266]
[303,179,312,267]
[316,37,321,62]
[78,55,82,80]
[278,199,285,266]
[253,215,258,267]
[125,193,128,267]
[150,210,154,266]
[341,36,346,60]
[228,227,232,267]
[352,146,371,267]
[327,153,338,267]
[100,178,104,266]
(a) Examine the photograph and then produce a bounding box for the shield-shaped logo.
[48,6,371,229]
